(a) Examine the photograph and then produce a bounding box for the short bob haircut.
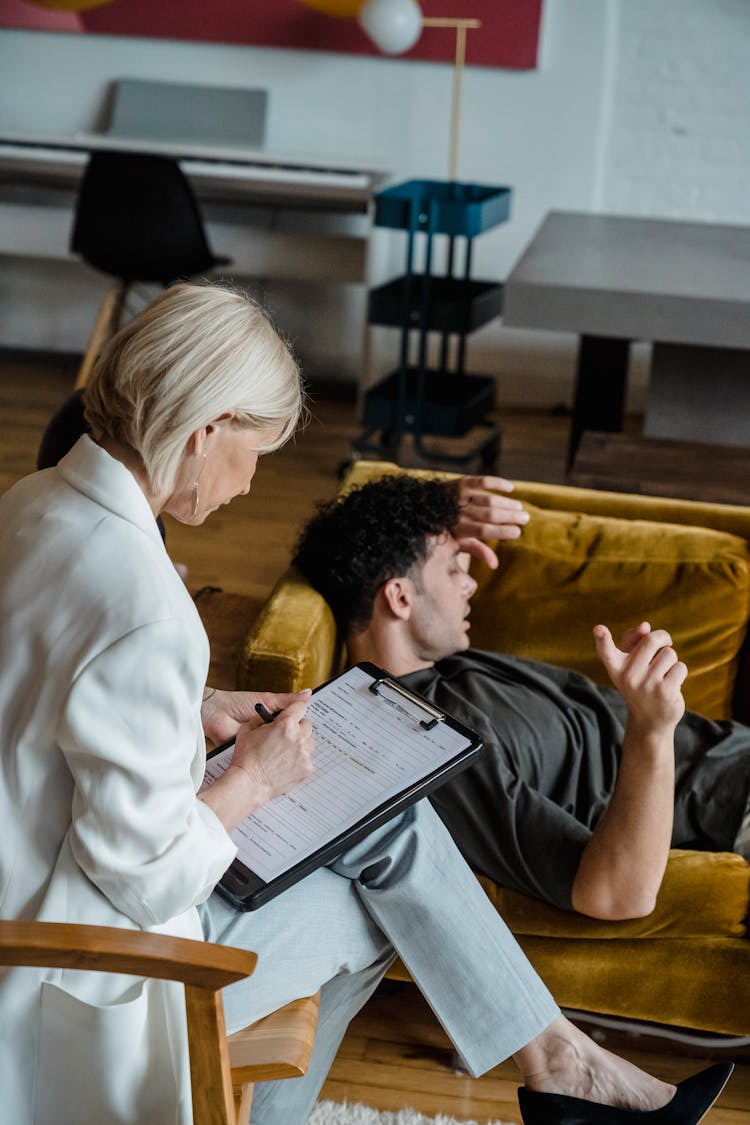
[84,282,304,496]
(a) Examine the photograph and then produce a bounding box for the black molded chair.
[69,150,232,390]
[71,149,229,285]
[36,388,87,471]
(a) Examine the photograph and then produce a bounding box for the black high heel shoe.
[518,1061,734,1124]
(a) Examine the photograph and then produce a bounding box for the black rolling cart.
[352,178,512,471]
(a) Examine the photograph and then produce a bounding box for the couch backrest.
[469,499,750,718]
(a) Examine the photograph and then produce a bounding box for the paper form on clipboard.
[201,661,482,909]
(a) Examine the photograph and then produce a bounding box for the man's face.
[406,533,478,662]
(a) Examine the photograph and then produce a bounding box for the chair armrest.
[228,993,320,1082]
[0,920,256,991]
[0,920,321,1123]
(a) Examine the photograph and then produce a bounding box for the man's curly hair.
[292,475,460,634]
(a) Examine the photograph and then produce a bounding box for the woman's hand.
[451,474,530,570]
[200,698,314,831]
[201,687,311,745]
[230,699,314,804]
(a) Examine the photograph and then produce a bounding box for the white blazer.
[0,437,236,1124]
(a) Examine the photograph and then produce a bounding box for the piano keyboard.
[0,138,384,207]
[184,158,370,190]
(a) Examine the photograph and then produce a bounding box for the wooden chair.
[74,281,128,390]
[0,920,319,1125]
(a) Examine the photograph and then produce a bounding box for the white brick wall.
[603,0,750,223]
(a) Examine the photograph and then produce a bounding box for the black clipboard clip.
[368,675,445,731]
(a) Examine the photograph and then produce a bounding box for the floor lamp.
[357,0,481,182]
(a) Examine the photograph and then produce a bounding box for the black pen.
[255,702,282,724]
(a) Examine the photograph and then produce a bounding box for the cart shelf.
[369,275,504,334]
[362,368,496,438]
[374,179,511,237]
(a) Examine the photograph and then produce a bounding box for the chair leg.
[234,1082,254,1125]
[74,281,128,390]
[184,985,237,1125]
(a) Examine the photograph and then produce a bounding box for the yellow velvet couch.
[238,460,750,1037]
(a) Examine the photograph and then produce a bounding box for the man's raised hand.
[593,622,687,734]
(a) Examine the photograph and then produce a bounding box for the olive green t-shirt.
[402,650,750,910]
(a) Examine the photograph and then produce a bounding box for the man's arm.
[571,622,687,921]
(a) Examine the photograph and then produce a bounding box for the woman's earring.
[192,452,207,517]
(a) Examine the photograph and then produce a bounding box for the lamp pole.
[421,16,481,181]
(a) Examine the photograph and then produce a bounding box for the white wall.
[603,0,750,223]
[1,0,749,406]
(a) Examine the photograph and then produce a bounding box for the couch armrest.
[238,569,341,694]
[479,849,750,940]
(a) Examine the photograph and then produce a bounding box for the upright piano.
[0,130,389,373]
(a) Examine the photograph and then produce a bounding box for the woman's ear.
[205,411,236,436]
[185,427,207,458]
[187,412,236,456]
[381,576,414,621]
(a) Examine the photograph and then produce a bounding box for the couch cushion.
[469,504,750,719]
[478,849,749,939]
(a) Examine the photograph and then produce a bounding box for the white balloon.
[358,0,423,55]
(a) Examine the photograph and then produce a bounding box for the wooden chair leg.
[74,281,128,390]
[233,1081,254,1125]
[185,985,237,1125]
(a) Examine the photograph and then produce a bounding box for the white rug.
[309,1101,510,1125]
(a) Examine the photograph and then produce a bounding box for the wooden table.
[503,210,750,464]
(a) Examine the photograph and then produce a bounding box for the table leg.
[568,335,630,467]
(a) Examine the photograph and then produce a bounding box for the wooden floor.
[2,349,748,1124]
[322,985,750,1125]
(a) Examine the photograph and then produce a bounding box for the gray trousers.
[199,800,558,1125]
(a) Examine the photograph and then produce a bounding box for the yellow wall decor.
[297,0,364,16]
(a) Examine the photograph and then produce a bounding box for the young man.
[293,475,750,921]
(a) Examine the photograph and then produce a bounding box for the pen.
[255,702,282,724]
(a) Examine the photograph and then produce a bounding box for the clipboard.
[202,661,482,910]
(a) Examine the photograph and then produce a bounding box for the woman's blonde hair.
[84,282,304,495]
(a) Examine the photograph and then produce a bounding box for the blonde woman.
[0,283,730,1125]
